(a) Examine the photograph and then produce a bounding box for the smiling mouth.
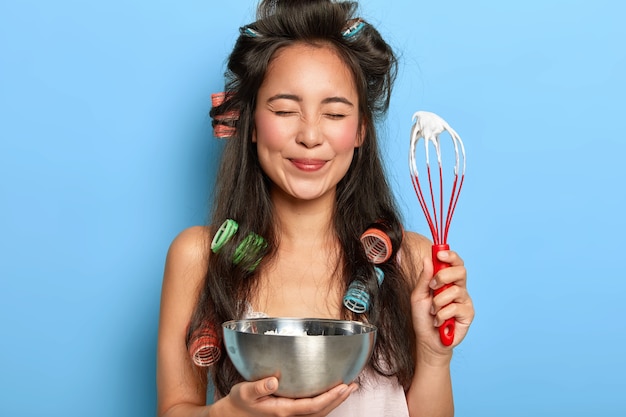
[289,158,327,172]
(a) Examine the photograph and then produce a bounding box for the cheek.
[253,112,292,149]
[329,119,361,151]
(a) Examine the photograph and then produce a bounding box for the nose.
[296,119,323,148]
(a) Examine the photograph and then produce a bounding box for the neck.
[270,187,337,249]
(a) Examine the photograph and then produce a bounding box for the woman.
[157,1,474,416]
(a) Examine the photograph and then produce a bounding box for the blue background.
[1,1,624,416]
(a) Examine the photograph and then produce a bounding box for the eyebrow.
[267,94,354,107]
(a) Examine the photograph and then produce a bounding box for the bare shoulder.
[166,225,211,268]
[160,226,211,314]
[400,231,432,285]
[402,230,432,258]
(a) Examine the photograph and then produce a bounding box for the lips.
[289,158,327,172]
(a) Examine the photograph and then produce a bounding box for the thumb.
[254,377,278,398]
[415,255,434,296]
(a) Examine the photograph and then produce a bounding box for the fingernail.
[430,305,435,315]
[433,318,439,327]
[439,251,448,259]
[266,378,277,390]
[338,385,348,394]
[429,279,437,289]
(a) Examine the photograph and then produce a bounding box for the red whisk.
[409,111,466,346]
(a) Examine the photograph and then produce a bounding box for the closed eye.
[325,113,347,120]
[273,110,298,116]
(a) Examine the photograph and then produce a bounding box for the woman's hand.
[411,249,474,361]
[215,377,357,417]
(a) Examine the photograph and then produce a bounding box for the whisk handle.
[432,244,455,346]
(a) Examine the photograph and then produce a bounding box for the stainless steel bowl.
[222,317,377,398]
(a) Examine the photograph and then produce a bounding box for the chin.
[278,185,336,203]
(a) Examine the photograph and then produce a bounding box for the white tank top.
[328,367,409,417]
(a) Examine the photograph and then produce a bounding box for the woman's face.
[253,42,362,203]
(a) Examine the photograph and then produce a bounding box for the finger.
[317,383,358,413]
[436,250,464,267]
[433,297,474,327]
[429,265,466,292]
[431,284,464,312]
[413,255,434,301]
[243,377,278,401]
[291,383,356,415]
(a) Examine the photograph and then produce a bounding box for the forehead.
[261,42,357,96]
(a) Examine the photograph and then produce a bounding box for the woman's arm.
[402,232,474,417]
[157,226,212,417]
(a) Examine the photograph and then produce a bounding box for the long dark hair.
[188,0,416,397]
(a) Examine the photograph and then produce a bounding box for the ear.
[252,127,257,143]
[355,118,366,147]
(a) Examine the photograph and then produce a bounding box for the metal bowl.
[222,317,377,398]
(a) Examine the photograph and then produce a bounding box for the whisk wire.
[444,131,466,243]
[411,171,438,241]
[444,173,464,243]
[426,164,441,244]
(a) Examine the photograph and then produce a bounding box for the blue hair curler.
[343,267,385,314]
[240,25,261,38]
[343,280,370,314]
[341,18,365,38]
[374,266,385,285]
